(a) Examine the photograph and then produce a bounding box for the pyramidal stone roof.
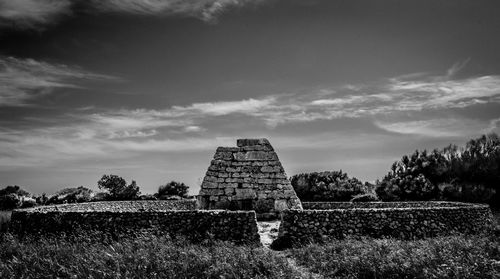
[198,138,302,219]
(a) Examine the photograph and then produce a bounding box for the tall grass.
[0,234,304,279]
[0,211,11,233]
[290,235,500,279]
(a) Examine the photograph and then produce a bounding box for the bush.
[19,198,37,208]
[46,186,95,205]
[376,133,500,206]
[156,181,189,199]
[0,194,20,210]
[376,173,437,201]
[291,170,369,201]
[91,192,111,202]
[0,185,30,197]
[97,174,140,200]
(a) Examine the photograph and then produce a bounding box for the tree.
[0,185,30,197]
[375,133,500,206]
[156,181,189,199]
[97,174,140,200]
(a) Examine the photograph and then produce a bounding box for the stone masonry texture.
[273,201,494,248]
[197,138,302,219]
[9,201,260,245]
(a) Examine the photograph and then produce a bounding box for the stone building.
[198,138,302,219]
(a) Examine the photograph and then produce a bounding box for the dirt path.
[257,220,280,248]
[257,220,324,278]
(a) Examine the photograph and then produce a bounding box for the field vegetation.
[0,232,498,278]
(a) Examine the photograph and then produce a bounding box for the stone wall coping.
[284,203,490,213]
[301,201,489,209]
[14,200,198,213]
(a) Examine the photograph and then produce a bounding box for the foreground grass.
[290,234,500,279]
[0,234,303,279]
[1,233,498,279]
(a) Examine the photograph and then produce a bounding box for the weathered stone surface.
[233,151,278,161]
[214,151,233,161]
[10,201,260,245]
[237,138,270,147]
[272,202,494,248]
[198,138,302,219]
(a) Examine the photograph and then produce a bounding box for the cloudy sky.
[1,0,500,195]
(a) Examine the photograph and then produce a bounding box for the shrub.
[19,198,37,208]
[91,192,111,202]
[291,170,369,201]
[376,173,437,201]
[97,174,140,200]
[0,185,30,197]
[46,186,95,205]
[156,181,189,199]
[376,133,500,206]
[0,194,20,210]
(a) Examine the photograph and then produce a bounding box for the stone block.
[258,178,273,184]
[203,176,218,182]
[234,188,257,200]
[261,166,282,173]
[274,199,289,211]
[202,189,224,196]
[236,138,270,147]
[241,166,260,173]
[201,181,218,189]
[216,147,241,153]
[233,151,278,161]
[213,151,233,160]
[220,183,238,188]
[226,167,241,172]
[225,188,235,195]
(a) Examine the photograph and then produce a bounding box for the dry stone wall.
[10,202,260,245]
[198,138,302,219]
[273,202,494,248]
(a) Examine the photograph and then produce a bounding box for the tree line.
[290,133,500,208]
[0,176,191,210]
[2,133,499,210]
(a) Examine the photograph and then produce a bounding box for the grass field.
[0,233,498,278]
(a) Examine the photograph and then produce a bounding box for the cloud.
[0,0,71,29]
[0,56,118,106]
[83,63,500,130]
[91,0,260,22]
[446,58,470,78]
[172,97,276,116]
[2,59,500,168]
[374,118,492,138]
[0,0,264,30]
